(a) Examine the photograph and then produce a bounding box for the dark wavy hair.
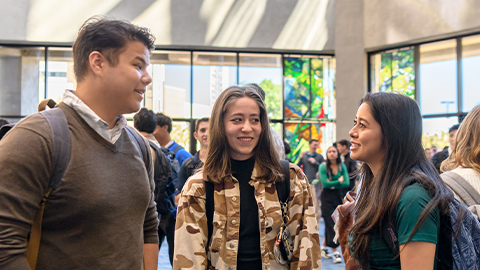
[349,92,453,269]
[203,85,283,184]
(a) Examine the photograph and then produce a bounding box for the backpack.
[148,141,173,215]
[381,191,480,270]
[159,145,183,217]
[205,160,291,249]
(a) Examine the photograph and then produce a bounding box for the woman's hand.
[338,175,344,184]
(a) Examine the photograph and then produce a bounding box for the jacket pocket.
[209,211,227,253]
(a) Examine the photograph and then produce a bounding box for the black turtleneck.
[231,157,262,269]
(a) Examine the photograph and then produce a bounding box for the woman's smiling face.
[223,97,261,160]
[349,102,385,175]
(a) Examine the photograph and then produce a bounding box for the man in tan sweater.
[0,17,159,270]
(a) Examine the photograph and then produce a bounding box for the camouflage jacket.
[173,163,321,270]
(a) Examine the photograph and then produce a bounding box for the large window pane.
[44,48,75,103]
[370,48,415,98]
[322,57,336,120]
[422,117,458,150]
[193,52,237,118]
[239,53,282,119]
[171,121,190,151]
[0,46,44,120]
[420,40,457,115]
[462,35,480,112]
[148,51,191,118]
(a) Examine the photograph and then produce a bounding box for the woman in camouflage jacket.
[173,86,321,270]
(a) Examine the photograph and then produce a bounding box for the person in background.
[424,148,433,160]
[297,139,325,225]
[152,112,192,265]
[175,117,209,204]
[134,108,175,263]
[431,124,459,173]
[245,83,285,159]
[0,17,159,269]
[173,85,321,269]
[441,104,480,216]
[348,92,452,269]
[336,139,358,197]
[318,145,350,263]
[153,113,192,165]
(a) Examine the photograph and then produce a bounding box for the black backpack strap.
[278,160,291,204]
[173,144,183,155]
[125,126,150,172]
[205,181,214,251]
[40,108,71,190]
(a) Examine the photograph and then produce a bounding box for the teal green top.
[366,183,439,269]
[318,163,350,189]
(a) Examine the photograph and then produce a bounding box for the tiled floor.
[158,217,345,269]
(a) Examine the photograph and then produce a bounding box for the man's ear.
[88,51,105,76]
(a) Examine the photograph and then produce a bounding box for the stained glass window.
[284,57,311,119]
[370,48,415,99]
[283,56,335,162]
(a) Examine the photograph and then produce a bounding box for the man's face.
[449,129,458,149]
[309,141,319,153]
[337,143,347,154]
[102,40,152,116]
[194,121,209,149]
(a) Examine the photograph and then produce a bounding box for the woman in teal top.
[347,92,453,270]
[319,146,350,263]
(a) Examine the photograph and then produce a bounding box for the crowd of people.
[0,16,479,270]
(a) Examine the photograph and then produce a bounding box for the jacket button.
[231,220,237,225]
[218,221,223,226]
[232,196,237,202]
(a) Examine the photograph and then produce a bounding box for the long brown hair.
[202,85,283,184]
[442,104,480,172]
[349,93,453,269]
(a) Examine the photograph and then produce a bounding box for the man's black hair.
[449,124,460,133]
[156,113,172,133]
[309,139,319,144]
[133,108,157,133]
[337,139,351,148]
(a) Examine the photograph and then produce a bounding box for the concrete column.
[334,0,367,141]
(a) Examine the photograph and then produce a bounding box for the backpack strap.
[441,171,480,205]
[278,160,291,204]
[27,108,71,269]
[125,126,150,173]
[173,144,183,155]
